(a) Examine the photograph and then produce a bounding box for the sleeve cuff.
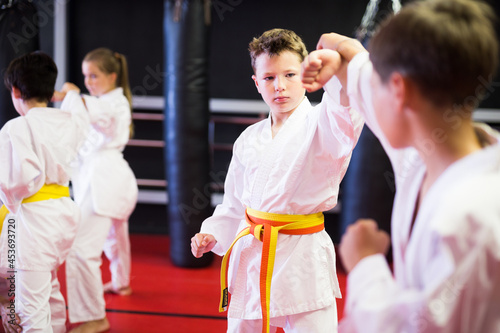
[323,75,343,105]
[347,51,370,99]
[346,254,393,309]
[60,90,81,111]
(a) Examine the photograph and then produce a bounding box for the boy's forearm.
[317,33,367,62]
[316,33,367,93]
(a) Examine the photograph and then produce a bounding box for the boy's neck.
[20,99,48,115]
[269,96,305,137]
[416,117,482,197]
[270,110,293,138]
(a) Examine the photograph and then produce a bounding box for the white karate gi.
[64,88,138,323]
[339,52,500,333]
[200,77,364,329]
[0,92,89,332]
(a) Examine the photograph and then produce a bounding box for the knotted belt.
[0,184,70,233]
[219,207,324,333]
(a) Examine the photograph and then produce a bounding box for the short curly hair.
[249,28,308,74]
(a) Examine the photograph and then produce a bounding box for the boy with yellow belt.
[191,29,363,333]
[0,51,89,332]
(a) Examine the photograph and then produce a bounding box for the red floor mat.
[1,234,346,332]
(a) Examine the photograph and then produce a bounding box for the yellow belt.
[220,207,324,333]
[0,184,70,233]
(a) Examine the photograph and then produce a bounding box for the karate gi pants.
[227,302,337,333]
[103,219,131,290]
[14,270,66,333]
[65,190,127,323]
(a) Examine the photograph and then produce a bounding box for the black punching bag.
[164,0,213,267]
[0,0,40,127]
[339,127,394,237]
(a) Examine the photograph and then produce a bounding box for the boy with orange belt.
[191,29,363,333]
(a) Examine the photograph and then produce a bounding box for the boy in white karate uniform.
[0,51,89,332]
[302,0,500,332]
[191,29,363,332]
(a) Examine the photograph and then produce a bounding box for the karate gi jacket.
[0,92,89,272]
[340,52,500,333]
[201,77,364,319]
[68,88,137,220]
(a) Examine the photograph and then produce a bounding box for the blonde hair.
[84,47,134,137]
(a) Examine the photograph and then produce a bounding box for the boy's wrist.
[335,38,366,62]
[334,38,352,51]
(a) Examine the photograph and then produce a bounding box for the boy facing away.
[302,0,500,331]
[0,51,89,332]
[191,29,363,332]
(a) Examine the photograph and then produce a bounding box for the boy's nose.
[274,77,285,91]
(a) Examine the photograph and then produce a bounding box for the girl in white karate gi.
[192,29,364,333]
[58,48,138,333]
[302,0,500,332]
[0,51,89,333]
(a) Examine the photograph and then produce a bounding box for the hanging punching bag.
[340,127,394,236]
[0,0,40,128]
[164,0,213,267]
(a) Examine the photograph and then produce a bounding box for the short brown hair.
[369,0,499,109]
[249,28,308,73]
[4,51,57,104]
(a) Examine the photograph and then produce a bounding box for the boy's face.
[370,69,408,149]
[82,61,117,97]
[252,51,306,116]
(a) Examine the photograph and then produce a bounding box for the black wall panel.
[64,0,500,235]
[68,0,165,97]
[67,0,500,105]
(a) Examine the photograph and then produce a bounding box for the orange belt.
[219,207,324,333]
[0,184,70,234]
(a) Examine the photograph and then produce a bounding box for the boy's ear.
[252,74,261,93]
[388,72,408,114]
[392,73,422,114]
[11,86,22,99]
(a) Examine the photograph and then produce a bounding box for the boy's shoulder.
[24,106,70,121]
[1,113,28,132]
[21,107,73,130]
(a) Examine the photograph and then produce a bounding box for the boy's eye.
[264,76,273,81]
[286,73,296,78]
